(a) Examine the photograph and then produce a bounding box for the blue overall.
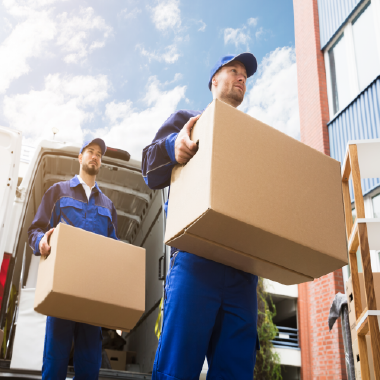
[142,110,259,380]
[28,175,118,379]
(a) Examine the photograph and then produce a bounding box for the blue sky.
[0,0,299,159]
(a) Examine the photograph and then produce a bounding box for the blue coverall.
[142,110,259,380]
[28,175,118,380]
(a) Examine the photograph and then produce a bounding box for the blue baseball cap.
[208,52,258,90]
[80,138,107,156]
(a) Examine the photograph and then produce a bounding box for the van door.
[0,126,22,266]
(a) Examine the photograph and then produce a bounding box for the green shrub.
[254,277,282,380]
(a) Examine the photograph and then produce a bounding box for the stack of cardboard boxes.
[346,274,380,379]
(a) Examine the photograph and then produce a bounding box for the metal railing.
[271,326,299,349]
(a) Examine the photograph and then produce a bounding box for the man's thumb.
[185,135,197,151]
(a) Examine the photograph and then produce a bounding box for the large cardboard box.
[165,99,347,285]
[34,223,145,331]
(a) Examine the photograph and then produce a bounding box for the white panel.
[25,254,40,288]
[273,347,301,367]
[264,279,298,298]
[351,140,380,178]
[11,288,46,371]
[0,126,22,264]
[357,219,380,250]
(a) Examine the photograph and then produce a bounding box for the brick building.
[293,0,380,379]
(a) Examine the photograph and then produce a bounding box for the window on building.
[372,193,380,218]
[328,34,351,114]
[352,1,380,91]
[352,207,356,224]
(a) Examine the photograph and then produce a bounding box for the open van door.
[0,127,22,266]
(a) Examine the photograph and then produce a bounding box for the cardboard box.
[346,274,380,332]
[105,349,126,371]
[165,99,347,285]
[346,275,380,380]
[352,335,375,380]
[34,223,145,331]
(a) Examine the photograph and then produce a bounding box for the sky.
[0,0,299,160]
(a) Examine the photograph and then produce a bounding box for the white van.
[0,125,170,379]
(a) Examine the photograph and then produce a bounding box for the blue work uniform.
[142,110,259,380]
[28,175,118,380]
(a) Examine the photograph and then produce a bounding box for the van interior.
[0,146,167,377]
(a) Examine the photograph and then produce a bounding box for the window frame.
[324,0,380,119]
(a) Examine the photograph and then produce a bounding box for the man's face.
[212,61,247,107]
[79,143,102,176]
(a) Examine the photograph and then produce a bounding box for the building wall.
[317,0,363,48]
[293,0,347,378]
[328,76,380,198]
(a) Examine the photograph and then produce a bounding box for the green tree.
[254,277,282,380]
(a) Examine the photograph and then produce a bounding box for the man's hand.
[39,228,55,256]
[175,115,201,164]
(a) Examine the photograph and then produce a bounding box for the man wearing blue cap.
[28,138,118,379]
[142,53,260,380]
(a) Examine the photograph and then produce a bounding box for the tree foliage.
[254,277,282,380]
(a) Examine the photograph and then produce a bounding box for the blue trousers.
[42,316,102,380]
[153,251,259,380]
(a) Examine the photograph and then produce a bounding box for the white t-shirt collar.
[76,174,95,201]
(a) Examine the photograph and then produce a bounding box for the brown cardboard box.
[346,274,380,332]
[352,337,362,380]
[105,349,127,371]
[165,99,347,285]
[352,335,375,380]
[34,223,145,331]
[346,275,380,380]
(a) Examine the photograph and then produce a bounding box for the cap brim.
[208,52,258,90]
[229,52,257,78]
[83,138,107,156]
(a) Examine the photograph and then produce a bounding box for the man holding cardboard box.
[142,53,259,380]
[28,138,118,379]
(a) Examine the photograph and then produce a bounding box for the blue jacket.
[142,109,202,254]
[28,175,118,256]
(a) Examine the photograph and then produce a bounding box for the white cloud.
[224,27,250,48]
[241,46,300,139]
[223,17,264,49]
[3,0,61,17]
[57,7,112,64]
[0,2,111,93]
[2,17,13,34]
[0,10,56,94]
[119,7,142,20]
[198,20,206,32]
[247,17,258,27]
[98,76,186,159]
[3,73,109,144]
[150,0,181,32]
[137,43,180,64]
[255,27,264,40]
